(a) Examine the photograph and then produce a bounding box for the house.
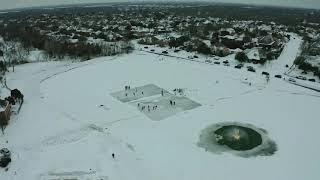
[258,35,275,49]
[244,48,261,63]
[102,31,123,42]
[220,35,245,49]
[220,28,235,36]
[138,36,160,45]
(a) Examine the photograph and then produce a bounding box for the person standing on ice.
[112,153,115,159]
[161,90,164,96]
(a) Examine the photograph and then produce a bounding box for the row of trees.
[42,39,133,60]
[0,40,29,72]
[235,52,248,62]
[294,56,320,78]
[294,40,320,78]
[0,23,134,62]
[43,39,102,60]
[235,51,268,65]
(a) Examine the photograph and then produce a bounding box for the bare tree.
[0,41,29,72]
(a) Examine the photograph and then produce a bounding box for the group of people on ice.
[173,88,184,96]
[169,100,176,106]
[124,85,179,113]
[124,85,143,97]
[138,103,158,112]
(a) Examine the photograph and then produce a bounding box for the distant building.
[138,36,160,45]
[258,35,275,49]
[244,48,265,63]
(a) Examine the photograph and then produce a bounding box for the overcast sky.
[1,0,320,10]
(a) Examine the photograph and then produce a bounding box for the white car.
[296,76,307,80]
[288,78,296,82]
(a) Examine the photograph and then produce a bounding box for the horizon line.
[0,1,319,13]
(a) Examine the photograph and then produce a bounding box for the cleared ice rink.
[111,84,201,120]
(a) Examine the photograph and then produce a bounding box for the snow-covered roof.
[222,35,236,40]
[221,28,235,35]
[259,35,275,45]
[259,24,272,31]
[230,48,243,53]
[245,48,260,61]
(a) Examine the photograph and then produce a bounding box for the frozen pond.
[198,122,277,157]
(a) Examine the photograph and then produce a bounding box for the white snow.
[27,50,47,62]
[0,34,320,180]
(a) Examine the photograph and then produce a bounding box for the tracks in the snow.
[33,114,140,149]
[40,56,119,84]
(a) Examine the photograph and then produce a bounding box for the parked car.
[214,57,219,60]
[0,157,11,168]
[296,76,307,80]
[0,148,10,157]
[289,78,296,82]
[0,148,11,168]
[205,60,212,63]
[275,75,282,78]
[162,51,168,54]
[174,49,180,53]
[150,49,155,52]
[235,64,242,69]
[214,61,220,65]
[223,60,229,64]
[247,66,256,72]
[262,71,270,76]
[144,46,149,49]
[308,78,316,82]
[193,55,199,58]
[301,71,308,75]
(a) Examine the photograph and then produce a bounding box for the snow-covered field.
[0,36,320,180]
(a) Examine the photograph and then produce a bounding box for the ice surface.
[111,84,201,120]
